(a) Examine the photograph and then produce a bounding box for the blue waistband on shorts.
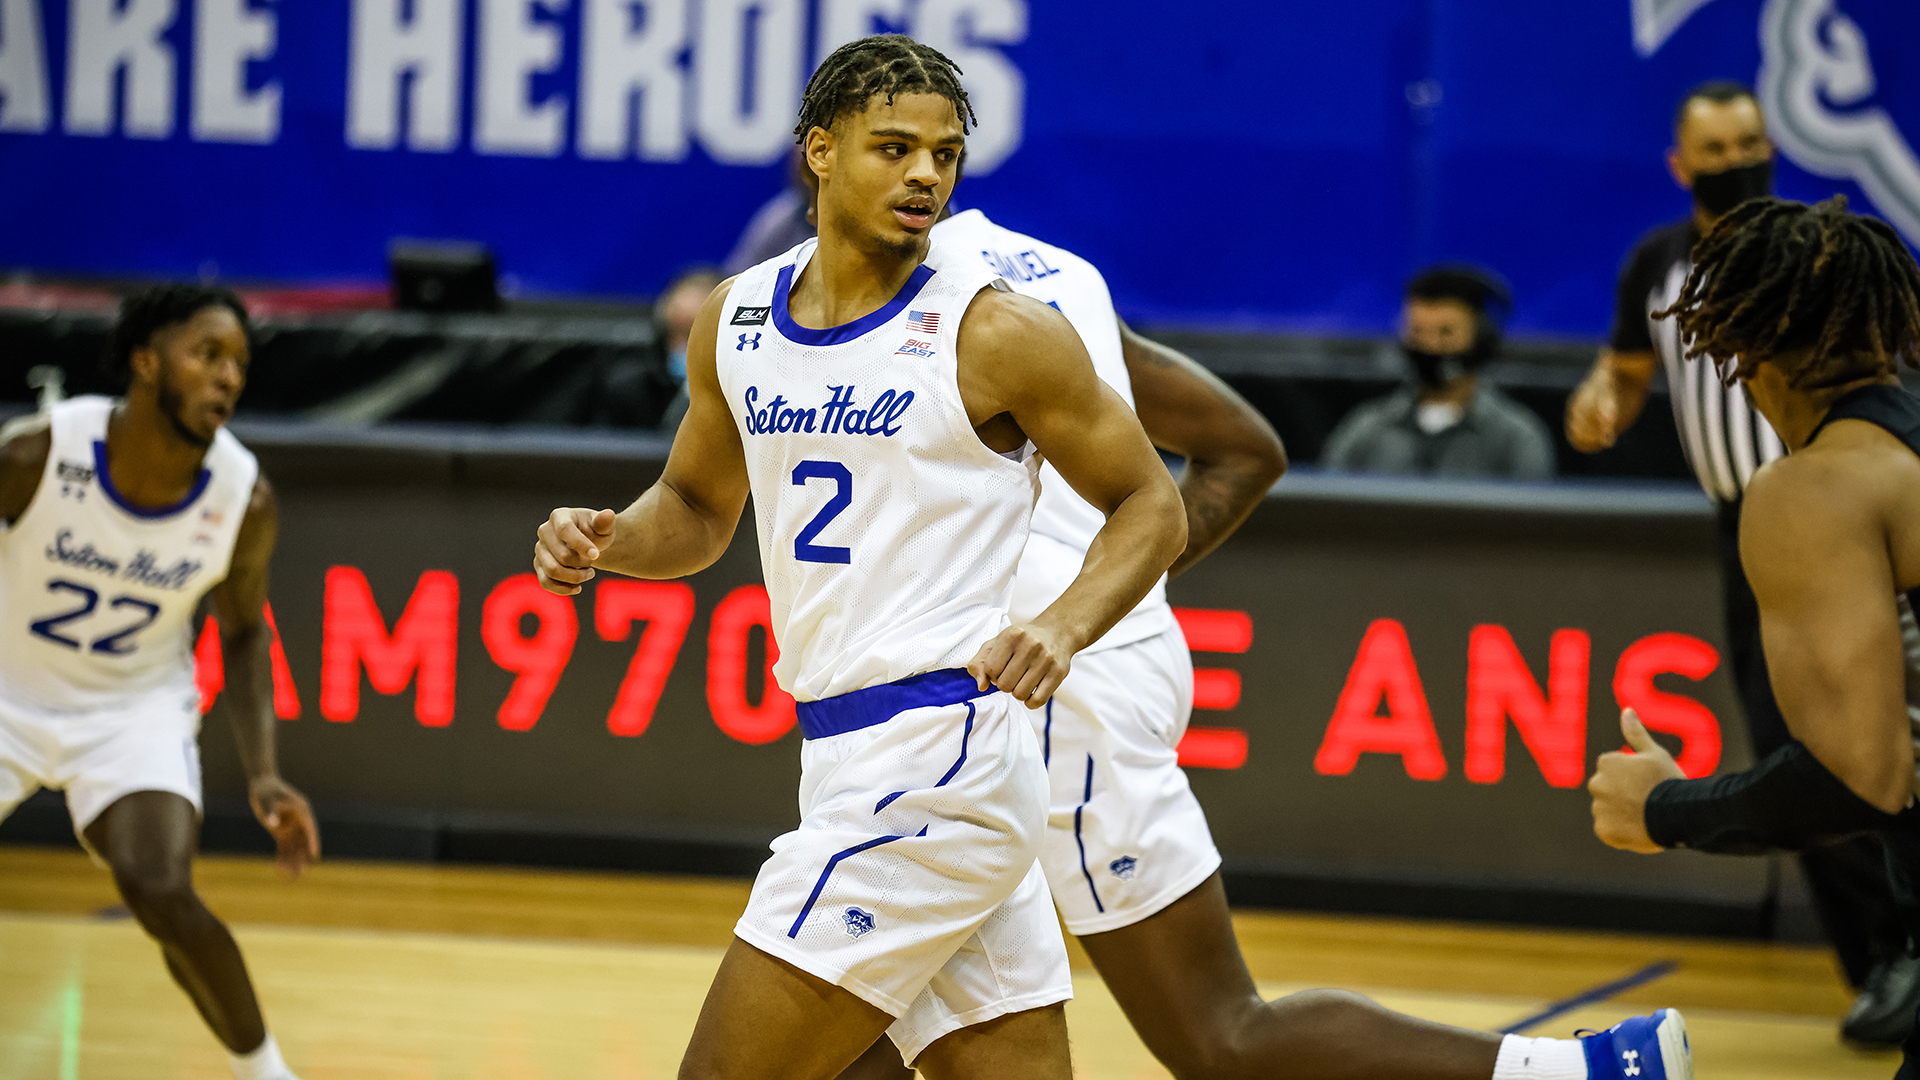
[795,669,992,740]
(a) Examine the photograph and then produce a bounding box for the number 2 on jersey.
[791,460,852,564]
[29,579,162,655]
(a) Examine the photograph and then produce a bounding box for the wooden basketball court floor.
[0,845,1900,1079]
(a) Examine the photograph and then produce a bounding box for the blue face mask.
[669,349,688,382]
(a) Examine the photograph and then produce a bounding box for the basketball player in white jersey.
[822,210,1694,1080]
[0,285,317,1080]
[533,34,1186,1080]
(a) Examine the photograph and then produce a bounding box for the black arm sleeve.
[1644,740,1904,854]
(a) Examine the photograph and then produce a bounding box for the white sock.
[230,1033,293,1080]
[1492,1034,1589,1080]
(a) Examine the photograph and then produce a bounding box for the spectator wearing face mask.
[1322,264,1554,481]
[654,265,723,432]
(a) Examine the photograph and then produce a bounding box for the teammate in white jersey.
[837,211,1695,1080]
[0,286,317,1080]
[533,34,1185,1080]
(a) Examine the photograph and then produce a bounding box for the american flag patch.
[907,310,940,334]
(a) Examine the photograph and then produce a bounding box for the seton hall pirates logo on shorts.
[1109,856,1139,881]
[843,907,876,938]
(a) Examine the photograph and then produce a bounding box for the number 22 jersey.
[0,396,257,713]
[718,239,1038,702]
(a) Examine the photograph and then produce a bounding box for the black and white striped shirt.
[1613,220,1785,503]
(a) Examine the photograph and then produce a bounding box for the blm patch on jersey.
[731,306,770,326]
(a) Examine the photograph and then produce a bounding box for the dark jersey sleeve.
[1608,234,1663,354]
[1607,221,1696,354]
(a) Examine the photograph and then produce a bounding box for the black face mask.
[1403,345,1476,390]
[1691,159,1774,218]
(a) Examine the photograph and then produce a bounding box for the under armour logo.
[1623,1049,1641,1076]
[736,333,761,351]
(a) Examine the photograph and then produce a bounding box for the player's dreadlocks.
[1656,196,1920,389]
[794,34,975,142]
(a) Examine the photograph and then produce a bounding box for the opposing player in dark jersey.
[1587,195,1920,1075]
[0,285,318,1080]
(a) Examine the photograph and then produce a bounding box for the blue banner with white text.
[1,0,1917,336]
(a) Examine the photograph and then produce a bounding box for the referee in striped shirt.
[1567,81,1919,1045]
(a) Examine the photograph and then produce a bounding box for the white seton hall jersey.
[0,397,257,713]
[931,210,1173,654]
[718,239,1040,702]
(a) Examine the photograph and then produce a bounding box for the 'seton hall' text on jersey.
[742,385,915,438]
[45,528,205,591]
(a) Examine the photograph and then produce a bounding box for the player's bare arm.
[1566,348,1657,452]
[535,280,751,594]
[958,290,1186,707]
[0,415,50,525]
[1589,431,1920,853]
[1744,432,1920,812]
[1118,318,1286,577]
[209,476,319,878]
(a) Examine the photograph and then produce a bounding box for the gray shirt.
[1323,383,1557,481]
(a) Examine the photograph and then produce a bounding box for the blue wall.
[1,0,1916,337]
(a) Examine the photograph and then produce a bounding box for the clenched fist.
[1588,708,1686,854]
[1566,371,1627,452]
[535,507,617,595]
[967,622,1076,709]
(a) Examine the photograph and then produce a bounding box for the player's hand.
[535,508,617,595]
[1566,373,1622,453]
[1588,709,1686,854]
[967,623,1074,709]
[248,776,320,880]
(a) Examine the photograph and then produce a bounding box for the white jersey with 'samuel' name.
[0,397,256,713]
[931,209,1174,654]
[718,239,1038,702]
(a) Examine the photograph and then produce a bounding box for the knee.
[112,862,202,937]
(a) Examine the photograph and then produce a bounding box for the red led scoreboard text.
[192,568,1720,778]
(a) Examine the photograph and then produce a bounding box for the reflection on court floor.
[0,847,1898,1080]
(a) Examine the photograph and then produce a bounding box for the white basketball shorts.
[1037,624,1223,935]
[734,669,1072,1065]
[0,683,204,846]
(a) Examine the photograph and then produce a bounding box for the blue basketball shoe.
[1581,1009,1692,1080]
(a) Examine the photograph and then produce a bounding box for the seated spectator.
[723,150,818,275]
[656,265,723,431]
[1323,265,1554,481]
